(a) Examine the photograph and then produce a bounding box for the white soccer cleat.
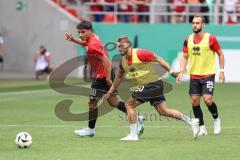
[198,125,208,136]
[214,118,221,134]
[120,134,138,141]
[74,127,95,137]
[189,118,200,139]
[137,116,145,136]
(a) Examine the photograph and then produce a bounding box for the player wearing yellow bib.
[103,35,200,141]
[177,16,225,136]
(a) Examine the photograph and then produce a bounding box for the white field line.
[0,124,239,129]
[0,84,91,96]
[0,89,51,96]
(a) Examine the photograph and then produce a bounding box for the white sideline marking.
[0,89,50,96]
[0,124,239,129]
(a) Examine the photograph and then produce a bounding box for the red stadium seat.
[67,9,78,17]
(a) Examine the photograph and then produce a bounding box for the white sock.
[130,124,137,137]
[180,115,191,127]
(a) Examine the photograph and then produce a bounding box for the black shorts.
[89,77,117,101]
[132,79,166,106]
[189,75,215,96]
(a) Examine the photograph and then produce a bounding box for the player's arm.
[211,35,225,84]
[177,38,189,84]
[175,52,189,84]
[180,52,189,74]
[34,52,39,63]
[137,49,178,78]
[154,55,178,78]
[64,32,87,45]
[216,49,225,84]
[102,63,125,101]
[109,64,125,94]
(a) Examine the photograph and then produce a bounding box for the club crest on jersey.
[192,46,201,56]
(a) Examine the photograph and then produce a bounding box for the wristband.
[220,69,224,72]
[169,69,174,74]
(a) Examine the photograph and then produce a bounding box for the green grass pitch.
[0,79,239,160]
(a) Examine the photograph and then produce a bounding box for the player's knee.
[88,100,97,108]
[203,98,213,106]
[159,111,167,116]
[125,104,134,112]
[191,99,200,106]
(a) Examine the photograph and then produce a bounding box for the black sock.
[88,108,98,129]
[193,105,204,126]
[116,101,127,113]
[207,102,218,119]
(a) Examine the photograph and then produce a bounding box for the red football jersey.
[85,34,109,79]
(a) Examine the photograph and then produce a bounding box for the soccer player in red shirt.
[177,16,225,136]
[103,35,200,141]
[65,20,144,137]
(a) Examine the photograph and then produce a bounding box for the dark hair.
[40,45,45,49]
[193,16,205,23]
[77,20,92,30]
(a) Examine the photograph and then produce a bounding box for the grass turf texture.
[0,79,239,160]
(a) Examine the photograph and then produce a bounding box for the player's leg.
[107,95,127,113]
[74,78,105,137]
[202,75,221,134]
[107,95,145,136]
[203,94,221,134]
[74,98,98,137]
[154,102,183,119]
[189,78,207,135]
[153,101,199,139]
[120,96,142,141]
[190,95,207,135]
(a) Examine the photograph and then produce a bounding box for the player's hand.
[65,32,74,41]
[171,71,180,79]
[176,72,183,84]
[219,72,225,84]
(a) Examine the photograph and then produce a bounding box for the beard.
[193,28,202,33]
[120,52,127,56]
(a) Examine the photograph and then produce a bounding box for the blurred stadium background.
[0,0,240,80]
[0,0,240,160]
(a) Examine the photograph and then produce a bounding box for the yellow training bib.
[187,33,216,75]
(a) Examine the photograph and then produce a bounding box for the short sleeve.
[209,35,221,53]
[137,49,155,62]
[182,37,188,54]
